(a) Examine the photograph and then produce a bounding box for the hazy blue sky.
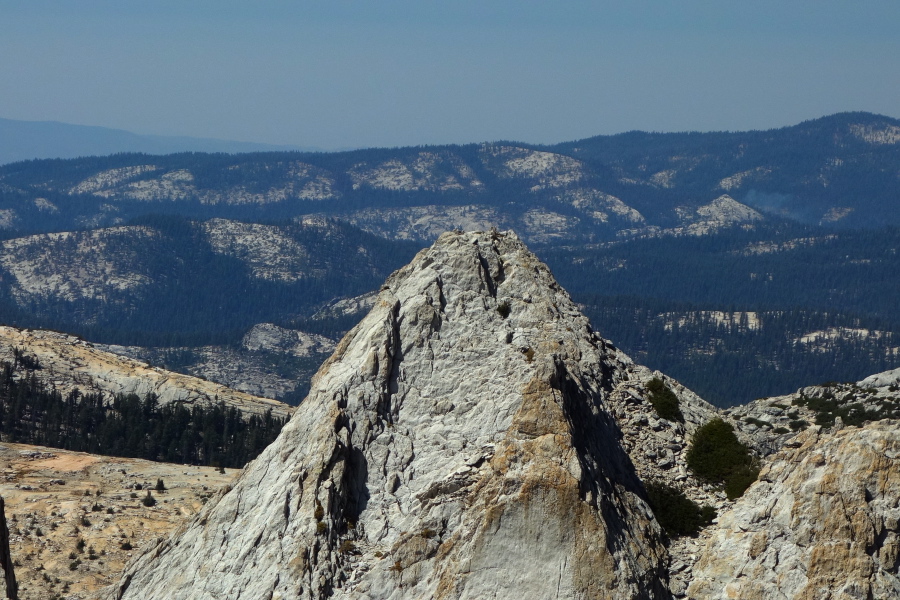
[2,1,898,149]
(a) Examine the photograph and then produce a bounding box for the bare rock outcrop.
[727,375,900,457]
[688,421,900,599]
[0,326,292,420]
[106,230,670,599]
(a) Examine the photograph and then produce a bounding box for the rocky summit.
[100,229,900,600]
[106,230,672,599]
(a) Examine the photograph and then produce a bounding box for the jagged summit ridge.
[108,230,669,600]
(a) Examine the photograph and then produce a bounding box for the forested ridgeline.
[0,357,284,468]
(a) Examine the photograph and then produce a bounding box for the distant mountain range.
[0,117,316,165]
[0,111,897,237]
[0,111,898,404]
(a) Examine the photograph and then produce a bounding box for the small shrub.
[75,539,85,552]
[314,502,324,521]
[316,521,327,534]
[789,419,809,431]
[773,427,790,435]
[339,540,357,554]
[795,394,882,428]
[644,481,715,538]
[523,348,535,363]
[420,528,436,539]
[129,492,137,499]
[68,560,80,571]
[497,301,511,319]
[80,516,91,527]
[120,541,132,551]
[646,378,684,423]
[141,491,156,507]
[742,417,769,428]
[686,418,759,500]
[156,479,166,492]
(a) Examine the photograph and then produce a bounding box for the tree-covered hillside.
[0,112,897,241]
[544,223,900,405]
[0,112,897,405]
[0,216,419,347]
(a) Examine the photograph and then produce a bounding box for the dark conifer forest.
[0,355,283,468]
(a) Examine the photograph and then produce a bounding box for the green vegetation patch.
[793,393,888,427]
[646,377,684,423]
[644,481,715,538]
[686,418,759,499]
[742,416,769,429]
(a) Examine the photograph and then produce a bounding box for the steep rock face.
[107,230,669,600]
[688,422,900,600]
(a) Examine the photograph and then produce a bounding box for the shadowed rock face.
[0,497,16,600]
[106,230,669,600]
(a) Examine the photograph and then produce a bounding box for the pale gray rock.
[859,366,900,388]
[672,195,762,237]
[98,323,337,401]
[241,323,335,357]
[0,326,292,420]
[688,422,900,600]
[312,292,379,321]
[105,230,670,600]
[727,379,900,457]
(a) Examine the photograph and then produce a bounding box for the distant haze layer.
[0,118,311,166]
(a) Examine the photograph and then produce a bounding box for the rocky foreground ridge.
[97,230,900,600]
[0,326,292,420]
[689,422,900,599]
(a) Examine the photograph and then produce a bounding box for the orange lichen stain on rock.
[802,542,874,597]
[747,531,768,559]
